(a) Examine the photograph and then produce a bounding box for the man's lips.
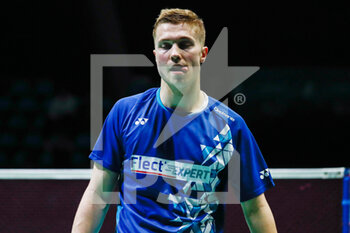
[169,65,188,73]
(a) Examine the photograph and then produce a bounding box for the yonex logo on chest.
[135,118,148,125]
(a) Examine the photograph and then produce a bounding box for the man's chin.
[169,74,190,85]
[162,76,189,92]
[160,72,196,90]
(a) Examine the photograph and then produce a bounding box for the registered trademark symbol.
[233,93,246,105]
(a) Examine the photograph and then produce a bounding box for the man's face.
[153,23,208,91]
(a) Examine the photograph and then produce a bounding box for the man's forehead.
[155,23,197,41]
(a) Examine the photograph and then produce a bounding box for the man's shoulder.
[113,88,157,108]
[108,88,158,118]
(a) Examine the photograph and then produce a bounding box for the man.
[72,8,277,233]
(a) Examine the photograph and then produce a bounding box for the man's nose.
[171,55,181,63]
[170,44,181,63]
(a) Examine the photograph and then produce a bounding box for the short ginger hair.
[153,8,206,46]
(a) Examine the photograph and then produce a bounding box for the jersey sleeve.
[236,118,275,202]
[89,101,125,173]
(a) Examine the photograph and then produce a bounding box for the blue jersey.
[89,88,274,233]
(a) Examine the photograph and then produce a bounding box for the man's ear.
[200,46,209,64]
[153,49,157,62]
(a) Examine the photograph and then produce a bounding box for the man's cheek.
[157,53,167,62]
[157,57,168,70]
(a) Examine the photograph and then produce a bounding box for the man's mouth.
[169,65,188,73]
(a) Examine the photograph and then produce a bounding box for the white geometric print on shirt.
[169,124,235,233]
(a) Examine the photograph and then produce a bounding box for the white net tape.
[0,167,345,180]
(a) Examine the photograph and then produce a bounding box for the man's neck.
[159,81,206,114]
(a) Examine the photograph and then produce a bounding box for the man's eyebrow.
[158,39,173,43]
[158,37,194,43]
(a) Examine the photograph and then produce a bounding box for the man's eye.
[160,43,172,50]
[178,41,193,49]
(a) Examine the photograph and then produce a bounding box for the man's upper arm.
[88,162,119,198]
[241,193,268,216]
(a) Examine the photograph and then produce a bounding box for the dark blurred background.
[0,0,349,168]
